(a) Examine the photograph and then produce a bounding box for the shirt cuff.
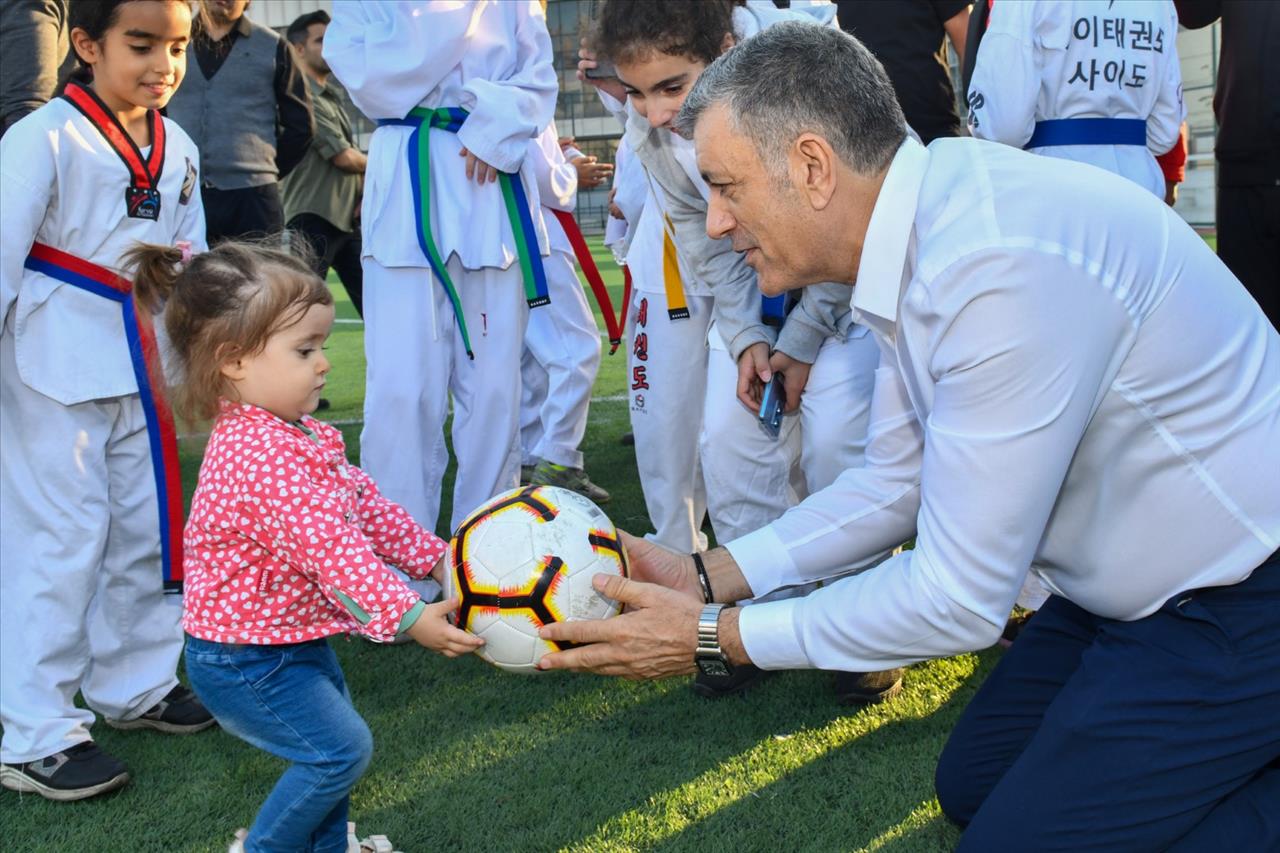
[724,524,797,600]
[396,599,427,637]
[738,597,810,670]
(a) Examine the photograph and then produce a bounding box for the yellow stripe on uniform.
[662,216,690,320]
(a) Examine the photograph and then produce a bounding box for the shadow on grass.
[643,654,1000,853]
[328,647,998,852]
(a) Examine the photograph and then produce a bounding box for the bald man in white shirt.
[538,24,1280,851]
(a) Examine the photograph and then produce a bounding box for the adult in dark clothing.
[960,0,990,93]
[835,0,970,144]
[166,0,312,244]
[1176,0,1280,332]
[0,0,75,138]
[282,10,365,317]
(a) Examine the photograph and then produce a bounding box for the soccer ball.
[443,485,629,673]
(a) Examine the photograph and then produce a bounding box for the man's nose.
[706,196,734,240]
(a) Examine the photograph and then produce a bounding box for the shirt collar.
[232,15,252,38]
[851,136,929,324]
[306,74,330,99]
[219,399,280,423]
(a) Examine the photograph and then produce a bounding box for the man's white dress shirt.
[727,137,1280,673]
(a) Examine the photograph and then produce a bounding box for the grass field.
[0,239,993,852]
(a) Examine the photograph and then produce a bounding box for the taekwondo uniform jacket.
[323,0,557,273]
[967,0,1185,198]
[0,93,206,404]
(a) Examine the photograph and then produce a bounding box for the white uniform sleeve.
[734,250,1135,672]
[1145,7,1185,157]
[595,88,630,129]
[967,2,1043,147]
[0,120,54,334]
[322,1,476,121]
[528,124,578,213]
[455,2,557,174]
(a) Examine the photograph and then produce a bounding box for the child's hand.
[405,597,484,657]
[429,553,447,587]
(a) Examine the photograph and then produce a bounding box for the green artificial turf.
[1,239,981,852]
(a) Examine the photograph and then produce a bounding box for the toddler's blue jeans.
[185,636,373,853]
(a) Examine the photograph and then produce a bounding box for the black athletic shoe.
[316,397,332,411]
[833,668,905,706]
[106,685,216,734]
[620,432,635,446]
[691,663,770,698]
[0,741,130,801]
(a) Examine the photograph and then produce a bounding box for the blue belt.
[1025,118,1146,149]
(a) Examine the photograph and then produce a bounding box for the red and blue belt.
[23,243,184,592]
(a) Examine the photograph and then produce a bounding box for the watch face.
[696,657,731,678]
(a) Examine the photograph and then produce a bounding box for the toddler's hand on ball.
[406,597,484,657]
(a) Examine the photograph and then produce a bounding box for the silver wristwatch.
[694,603,734,678]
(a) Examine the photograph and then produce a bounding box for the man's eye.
[664,86,684,96]
[297,348,314,357]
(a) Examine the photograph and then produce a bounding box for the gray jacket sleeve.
[661,182,776,358]
[0,0,70,136]
[775,282,854,363]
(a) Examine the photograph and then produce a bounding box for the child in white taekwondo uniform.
[967,0,1184,198]
[519,124,609,504]
[323,1,557,533]
[612,136,713,554]
[0,0,214,803]
[585,0,891,700]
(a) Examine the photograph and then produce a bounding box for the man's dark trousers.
[202,183,284,246]
[1218,184,1280,333]
[286,212,364,318]
[936,550,1280,851]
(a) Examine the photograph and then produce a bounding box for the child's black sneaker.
[106,685,216,734]
[0,741,129,801]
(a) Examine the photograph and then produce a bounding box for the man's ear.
[791,133,837,211]
[719,31,736,56]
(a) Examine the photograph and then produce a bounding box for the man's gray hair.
[676,21,907,178]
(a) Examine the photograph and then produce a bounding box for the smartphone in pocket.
[758,374,785,439]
